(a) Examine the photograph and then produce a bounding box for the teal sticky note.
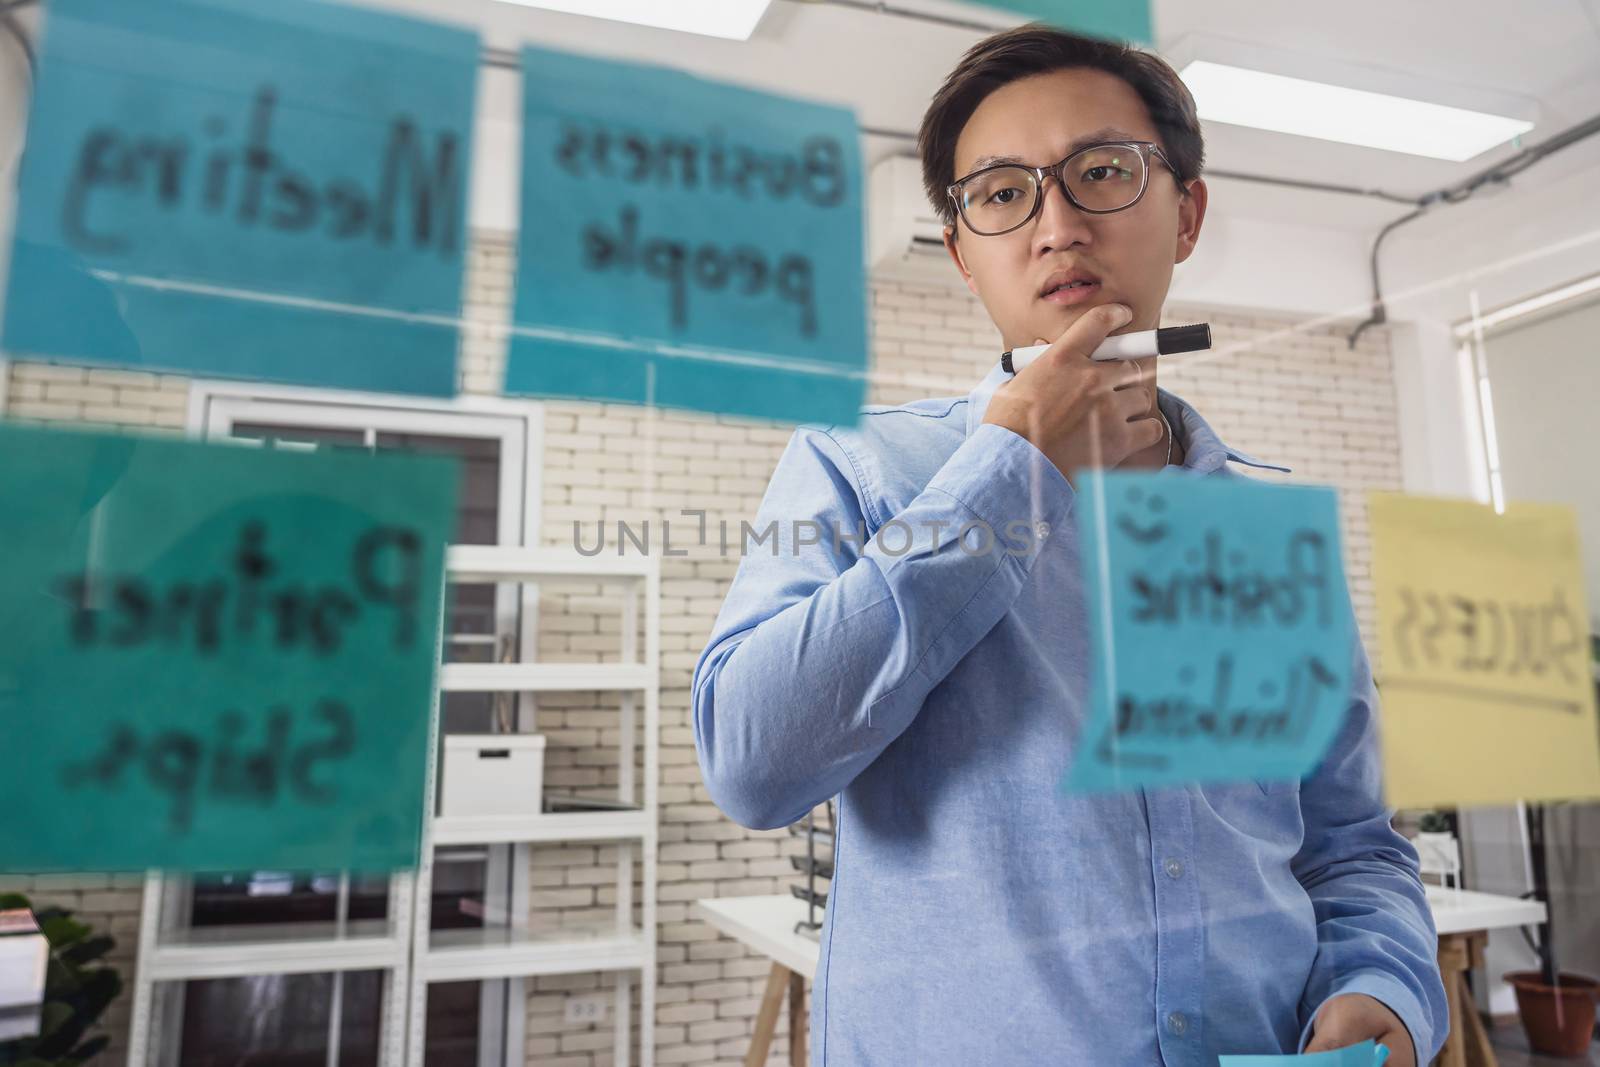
[1220,1037,1389,1065]
[2,0,477,396]
[506,46,869,426]
[970,1,1153,44]
[0,423,459,872]
[1063,472,1355,793]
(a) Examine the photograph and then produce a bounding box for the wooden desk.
[695,896,818,1067]
[1425,886,1547,1067]
[697,888,1548,1067]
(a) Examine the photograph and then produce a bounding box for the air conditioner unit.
[868,154,963,286]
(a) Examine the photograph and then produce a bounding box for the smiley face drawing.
[1115,485,1169,545]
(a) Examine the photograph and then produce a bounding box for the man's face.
[943,67,1207,355]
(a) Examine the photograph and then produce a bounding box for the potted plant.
[0,893,123,1066]
[1413,810,1462,889]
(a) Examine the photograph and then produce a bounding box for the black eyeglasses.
[947,140,1182,237]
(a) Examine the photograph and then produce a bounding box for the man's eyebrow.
[964,128,1145,173]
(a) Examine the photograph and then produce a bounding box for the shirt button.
[1035,520,1050,540]
[1167,1011,1188,1036]
[1165,859,1184,879]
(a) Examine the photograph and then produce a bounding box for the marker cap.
[1158,323,1210,355]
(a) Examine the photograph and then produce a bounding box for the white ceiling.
[8,0,1599,236]
[351,0,1600,233]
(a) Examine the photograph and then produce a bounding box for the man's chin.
[1030,302,1099,343]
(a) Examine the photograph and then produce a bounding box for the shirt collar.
[963,358,1291,475]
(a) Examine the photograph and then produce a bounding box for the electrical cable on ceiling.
[1346,111,1600,347]
[484,5,1454,215]
[792,0,1600,350]
[786,0,1013,34]
[1205,169,1421,207]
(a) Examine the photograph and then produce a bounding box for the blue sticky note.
[970,1,1153,44]
[0,422,459,872]
[1220,1037,1389,1066]
[1063,472,1355,793]
[2,0,477,396]
[506,46,869,425]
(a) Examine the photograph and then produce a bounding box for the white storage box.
[0,909,46,1011]
[440,734,546,818]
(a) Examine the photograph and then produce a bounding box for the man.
[691,25,1447,1066]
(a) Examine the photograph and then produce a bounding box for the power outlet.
[564,993,607,1026]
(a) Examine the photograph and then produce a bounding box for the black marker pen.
[1001,323,1211,374]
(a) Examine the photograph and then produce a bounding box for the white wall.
[1170,209,1374,319]
[1381,147,1600,500]
[1455,294,1600,1012]
[1483,295,1600,624]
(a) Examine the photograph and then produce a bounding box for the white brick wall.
[0,231,1403,1066]
[3,363,189,431]
[1158,302,1402,645]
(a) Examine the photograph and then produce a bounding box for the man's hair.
[917,24,1204,231]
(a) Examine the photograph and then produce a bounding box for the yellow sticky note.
[1369,492,1600,809]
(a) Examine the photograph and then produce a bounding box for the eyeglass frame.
[945,140,1184,237]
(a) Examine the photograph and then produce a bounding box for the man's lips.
[1040,279,1101,306]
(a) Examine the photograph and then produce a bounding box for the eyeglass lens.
[958,145,1148,234]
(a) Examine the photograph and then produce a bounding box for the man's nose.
[1031,176,1093,255]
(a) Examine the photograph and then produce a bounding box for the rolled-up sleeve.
[1292,634,1450,1062]
[690,420,1073,830]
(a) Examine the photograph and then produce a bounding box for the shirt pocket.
[1255,777,1302,796]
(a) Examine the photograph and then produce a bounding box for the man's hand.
[1306,993,1416,1067]
[981,303,1162,488]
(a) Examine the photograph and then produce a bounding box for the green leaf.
[38,916,88,948]
[37,1000,74,1037]
[59,936,114,967]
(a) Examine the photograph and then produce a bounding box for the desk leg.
[789,970,807,1066]
[1459,932,1497,1067]
[1437,934,1468,1067]
[1434,932,1499,1067]
[748,962,790,1067]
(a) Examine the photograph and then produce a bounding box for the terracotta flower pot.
[1503,971,1599,1058]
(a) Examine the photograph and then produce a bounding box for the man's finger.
[1304,1020,1361,1053]
[1039,303,1134,366]
[1112,360,1147,392]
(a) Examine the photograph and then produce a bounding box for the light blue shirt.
[691,359,1449,1066]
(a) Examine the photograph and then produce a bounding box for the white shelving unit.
[125,872,416,1067]
[125,545,659,1067]
[125,613,443,1067]
[406,546,660,1067]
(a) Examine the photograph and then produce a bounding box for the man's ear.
[943,224,981,298]
[1174,176,1208,265]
